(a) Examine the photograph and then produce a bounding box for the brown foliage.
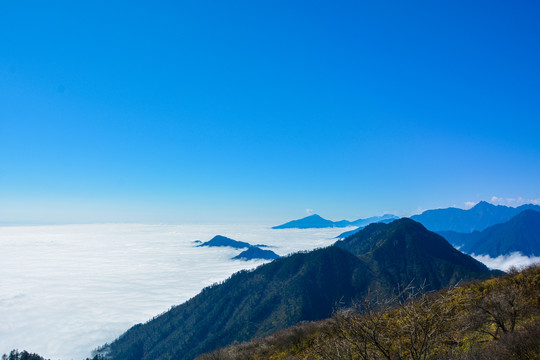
[197,265,540,360]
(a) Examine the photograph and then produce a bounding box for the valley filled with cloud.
[0,223,345,359]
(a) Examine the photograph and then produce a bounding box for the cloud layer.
[2,223,536,359]
[472,252,540,271]
[0,223,345,359]
[489,196,540,206]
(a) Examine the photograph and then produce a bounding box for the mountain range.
[411,201,540,233]
[272,202,540,234]
[272,213,398,229]
[104,218,495,360]
[438,209,540,257]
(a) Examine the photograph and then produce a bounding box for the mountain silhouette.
[272,213,398,229]
[232,246,280,261]
[272,214,341,228]
[411,201,540,232]
[335,218,491,290]
[438,210,540,257]
[197,235,252,249]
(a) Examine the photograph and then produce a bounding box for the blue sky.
[1,1,539,224]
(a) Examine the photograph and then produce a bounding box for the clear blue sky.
[1,1,539,224]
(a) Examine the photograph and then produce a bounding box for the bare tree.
[466,270,539,341]
[310,284,462,360]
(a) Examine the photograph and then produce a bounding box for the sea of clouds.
[1,223,537,360]
[0,223,347,360]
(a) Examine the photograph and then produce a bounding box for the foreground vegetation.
[197,264,540,360]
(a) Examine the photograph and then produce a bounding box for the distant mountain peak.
[438,209,540,257]
[472,200,492,208]
[272,214,337,229]
[411,201,540,233]
[273,213,398,230]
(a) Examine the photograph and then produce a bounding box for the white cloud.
[489,196,540,207]
[306,208,315,215]
[472,252,540,271]
[464,201,477,209]
[491,196,505,204]
[0,224,342,360]
[506,197,523,205]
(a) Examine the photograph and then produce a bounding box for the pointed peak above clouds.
[471,200,492,209]
[232,247,280,261]
[334,218,493,289]
[272,214,337,229]
[197,235,252,249]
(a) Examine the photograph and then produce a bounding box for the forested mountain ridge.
[104,218,495,360]
[335,218,492,291]
[105,247,372,360]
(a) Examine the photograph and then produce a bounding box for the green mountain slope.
[334,218,491,290]
[106,219,495,360]
[106,247,372,360]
